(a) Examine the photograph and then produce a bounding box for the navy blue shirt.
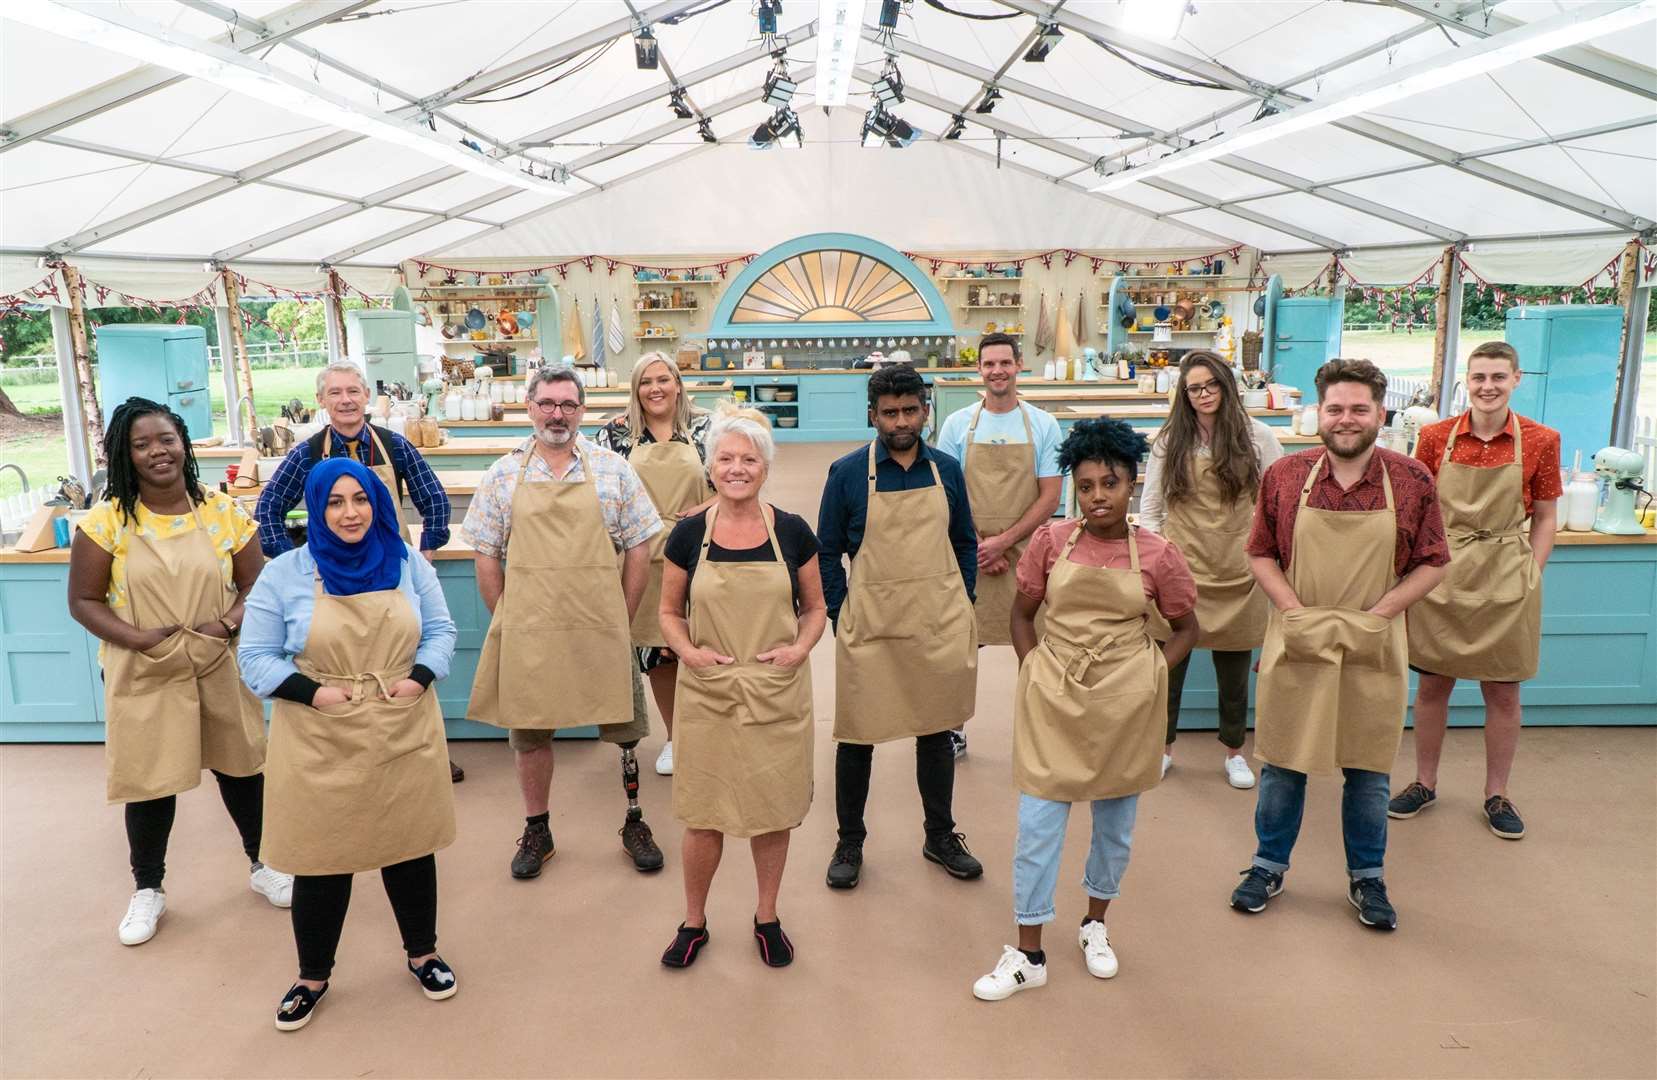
[816,440,977,620]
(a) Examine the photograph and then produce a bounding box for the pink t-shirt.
[1015,520,1197,621]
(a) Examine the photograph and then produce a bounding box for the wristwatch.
[219,617,238,638]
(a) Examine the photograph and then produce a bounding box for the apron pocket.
[127,632,193,692]
[1278,607,1342,665]
[1344,611,1397,671]
[846,574,971,643]
[501,565,626,631]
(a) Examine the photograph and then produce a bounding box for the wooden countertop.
[6,526,1653,564]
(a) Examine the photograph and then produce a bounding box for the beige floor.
[3,441,1654,1080]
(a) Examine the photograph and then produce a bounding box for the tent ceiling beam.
[322,188,518,265]
[1145,178,1345,251]
[874,73,1338,249]
[943,5,1055,120]
[993,0,1653,233]
[0,0,374,153]
[875,33,1462,243]
[1384,0,1657,101]
[621,0,707,122]
[215,166,464,261]
[387,73,811,263]
[1266,225,1644,258]
[175,0,530,163]
[513,22,816,149]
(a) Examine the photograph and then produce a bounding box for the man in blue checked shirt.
[256,362,452,562]
[256,361,461,782]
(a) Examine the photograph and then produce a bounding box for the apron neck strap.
[967,401,1033,441]
[1446,409,1522,463]
[700,501,782,561]
[1302,453,1395,512]
[1059,521,1139,572]
[866,441,941,497]
[518,439,586,492]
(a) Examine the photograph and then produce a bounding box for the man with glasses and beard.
[464,366,667,879]
[1228,359,1448,933]
[816,363,983,891]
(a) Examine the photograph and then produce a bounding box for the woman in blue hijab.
[240,458,460,1032]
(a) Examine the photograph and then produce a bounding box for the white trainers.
[972,945,1047,1001]
[118,888,166,946]
[251,864,294,908]
[1161,753,1173,779]
[1078,920,1119,979]
[1225,754,1256,790]
[655,741,674,776]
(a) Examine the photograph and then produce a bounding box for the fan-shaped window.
[732,250,933,324]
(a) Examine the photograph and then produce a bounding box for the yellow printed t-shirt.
[80,490,256,611]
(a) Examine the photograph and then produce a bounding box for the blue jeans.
[1252,764,1388,880]
[1012,793,1139,925]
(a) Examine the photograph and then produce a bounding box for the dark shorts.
[637,645,678,674]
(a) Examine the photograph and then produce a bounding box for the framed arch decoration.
[707,233,955,341]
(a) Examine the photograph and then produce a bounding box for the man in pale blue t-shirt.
[935,332,1062,757]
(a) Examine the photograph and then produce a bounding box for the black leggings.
[125,770,264,890]
[292,855,438,982]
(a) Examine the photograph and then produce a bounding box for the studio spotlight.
[750,106,803,149]
[763,66,797,107]
[634,25,659,69]
[944,113,966,140]
[698,117,718,143]
[1023,19,1062,62]
[668,88,693,119]
[861,103,919,148]
[870,60,904,105]
[974,85,1001,114]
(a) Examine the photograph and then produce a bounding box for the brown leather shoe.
[449,759,464,783]
[620,813,664,872]
[510,822,554,879]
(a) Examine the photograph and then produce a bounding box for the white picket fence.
[0,483,62,533]
[1383,374,1469,414]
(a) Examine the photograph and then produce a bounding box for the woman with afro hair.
[972,418,1198,1001]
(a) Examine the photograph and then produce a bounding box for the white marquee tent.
[2,0,1654,303]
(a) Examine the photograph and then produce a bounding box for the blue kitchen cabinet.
[346,308,419,390]
[1505,305,1622,465]
[1266,296,1343,393]
[94,324,213,439]
[0,563,104,739]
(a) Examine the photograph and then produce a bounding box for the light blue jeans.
[1012,793,1139,926]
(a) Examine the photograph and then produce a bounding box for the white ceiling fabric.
[0,0,1649,296]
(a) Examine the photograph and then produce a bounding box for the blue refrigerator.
[1503,305,1622,466]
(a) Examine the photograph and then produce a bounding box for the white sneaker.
[972,945,1047,1001]
[251,864,294,908]
[1225,754,1256,790]
[118,888,166,946]
[655,741,674,776]
[1161,753,1173,779]
[1078,920,1119,979]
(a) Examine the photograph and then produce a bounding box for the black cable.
[458,39,618,104]
[1091,38,1232,91]
[921,0,1020,19]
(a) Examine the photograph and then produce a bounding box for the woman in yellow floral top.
[68,398,291,949]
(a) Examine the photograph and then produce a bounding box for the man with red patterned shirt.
[1391,341,1561,841]
[1229,359,1449,932]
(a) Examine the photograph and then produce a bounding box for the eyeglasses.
[1184,381,1220,398]
[529,398,582,416]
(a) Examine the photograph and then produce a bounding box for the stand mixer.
[1592,446,1649,535]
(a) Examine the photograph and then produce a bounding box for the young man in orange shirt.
[1391,341,1561,840]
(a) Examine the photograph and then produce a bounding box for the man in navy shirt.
[817,363,983,890]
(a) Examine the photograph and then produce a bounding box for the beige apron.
[834,443,978,743]
[262,577,454,876]
[1164,452,1268,652]
[103,505,266,804]
[673,504,813,837]
[963,403,1039,646]
[1407,413,1540,683]
[1254,456,1408,775]
[1014,524,1168,801]
[468,444,632,729]
[325,426,412,543]
[625,436,710,646]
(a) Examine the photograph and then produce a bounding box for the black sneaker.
[922,832,984,880]
[1387,781,1436,819]
[1484,795,1526,840]
[620,813,665,872]
[661,923,710,968]
[1349,877,1398,930]
[753,918,795,968]
[274,982,327,1032]
[449,759,464,783]
[1229,866,1284,913]
[825,841,863,889]
[408,956,458,1000]
[510,822,555,879]
[950,731,968,760]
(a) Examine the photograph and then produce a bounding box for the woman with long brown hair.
[1141,351,1283,789]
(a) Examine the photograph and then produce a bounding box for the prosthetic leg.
[617,741,664,872]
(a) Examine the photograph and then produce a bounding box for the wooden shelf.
[1105,275,1252,285]
[939,275,1023,282]
[634,278,716,286]
[417,284,545,293]
[962,304,1024,310]
[1127,329,1217,336]
[634,332,680,341]
[442,338,532,347]
[634,307,700,313]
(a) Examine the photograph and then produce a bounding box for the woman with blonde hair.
[656,405,825,969]
[595,351,713,776]
[1140,350,1283,788]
